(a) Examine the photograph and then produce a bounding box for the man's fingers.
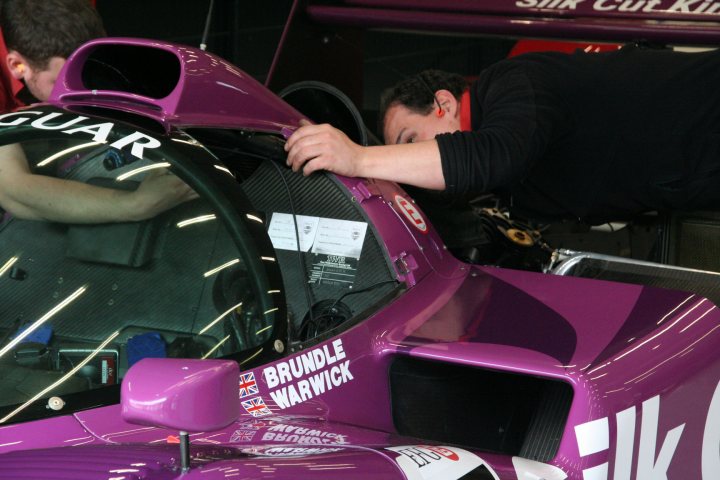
[288,143,327,173]
[285,123,333,151]
[299,155,327,176]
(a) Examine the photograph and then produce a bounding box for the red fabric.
[460,89,471,131]
[0,29,25,112]
[508,39,620,57]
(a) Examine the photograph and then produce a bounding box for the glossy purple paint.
[121,359,240,432]
[1,33,719,480]
[50,38,305,134]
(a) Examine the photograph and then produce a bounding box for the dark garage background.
[94,0,514,134]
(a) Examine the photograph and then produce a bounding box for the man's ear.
[6,51,28,80]
[435,89,460,118]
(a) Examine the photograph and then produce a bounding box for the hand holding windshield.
[284,120,446,190]
[285,120,364,177]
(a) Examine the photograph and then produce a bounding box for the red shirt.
[460,89,471,131]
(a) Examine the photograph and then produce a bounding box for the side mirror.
[121,358,240,472]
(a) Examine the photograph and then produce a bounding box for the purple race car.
[0,5,719,479]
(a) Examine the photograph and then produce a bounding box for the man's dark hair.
[0,0,105,70]
[378,69,469,137]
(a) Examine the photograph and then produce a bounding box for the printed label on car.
[242,446,346,457]
[386,445,499,480]
[309,254,358,287]
[394,195,428,233]
[3,111,161,160]
[261,423,348,445]
[262,338,353,409]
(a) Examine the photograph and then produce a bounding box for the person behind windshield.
[0,0,195,223]
[285,45,720,224]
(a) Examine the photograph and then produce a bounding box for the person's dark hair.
[378,69,469,137]
[0,0,105,70]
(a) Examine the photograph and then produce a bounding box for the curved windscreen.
[0,107,284,423]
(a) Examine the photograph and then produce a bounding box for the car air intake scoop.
[49,38,303,132]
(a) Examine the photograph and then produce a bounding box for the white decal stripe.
[637,396,685,480]
[582,463,608,480]
[575,417,609,456]
[511,456,567,480]
[613,406,635,480]
[702,380,720,479]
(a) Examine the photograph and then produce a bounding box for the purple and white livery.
[0,4,718,479]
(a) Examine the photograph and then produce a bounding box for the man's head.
[379,70,468,145]
[1,0,105,102]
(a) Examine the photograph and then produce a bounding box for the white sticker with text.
[311,218,367,259]
[268,213,319,252]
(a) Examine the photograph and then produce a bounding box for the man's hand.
[285,121,364,177]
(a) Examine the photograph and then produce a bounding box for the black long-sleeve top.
[435,45,720,222]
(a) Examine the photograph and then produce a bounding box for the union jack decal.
[241,397,272,417]
[230,429,257,442]
[238,372,259,399]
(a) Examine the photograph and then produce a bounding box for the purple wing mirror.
[121,358,240,472]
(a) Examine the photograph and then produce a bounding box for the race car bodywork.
[0,33,718,480]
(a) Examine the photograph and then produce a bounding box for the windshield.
[0,107,285,424]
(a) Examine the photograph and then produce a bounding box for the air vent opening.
[390,356,573,462]
[80,45,181,99]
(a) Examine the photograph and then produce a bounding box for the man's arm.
[284,122,446,190]
[0,144,197,223]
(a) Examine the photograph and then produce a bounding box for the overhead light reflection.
[657,294,695,325]
[64,436,92,443]
[36,141,102,167]
[216,81,248,94]
[117,162,171,181]
[0,285,87,359]
[604,387,626,394]
[0,441,22,448]
[626,323,720,385]
[214,164,233,176]
[261,256,276,262]
[586,361,611,375]
[0,256,18,277]
[679,305,716,333]
[202,335,231,359]
[309,466,357,471]
[177,214,216,228]
[0,330,120,423]
[239,348,263,366]
[246,214,263,224]
[263,308,278,315]
[199,302,242,335]
[267,289,281,294]
[171,138,200,146]
[614,298,706,362]
[204,259,240,277]
[255,325,272,336]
